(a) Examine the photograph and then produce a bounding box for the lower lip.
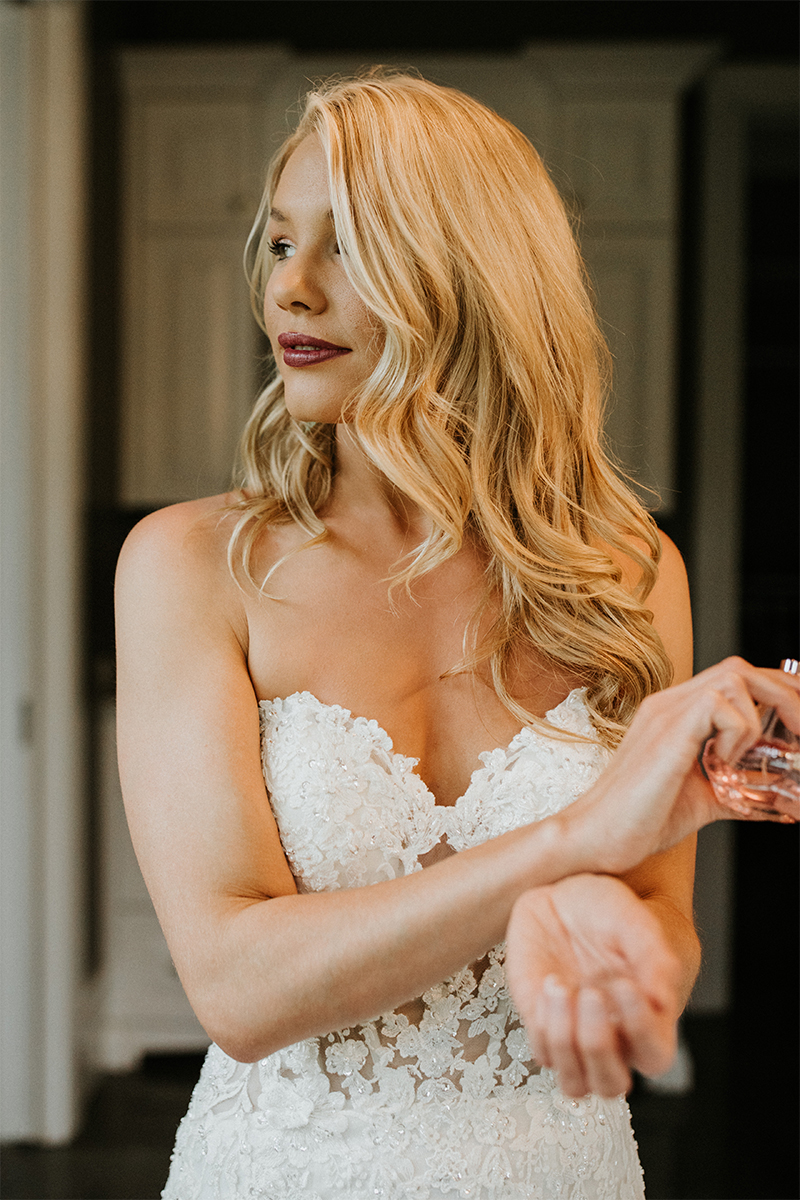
[282,347,351,367]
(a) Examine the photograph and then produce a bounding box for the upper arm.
[115,504,296,1008]
[647,530,693,687]
[618,530,698,947]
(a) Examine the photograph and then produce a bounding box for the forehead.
[271,135,332,220]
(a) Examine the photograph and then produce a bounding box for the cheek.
[262,295,281,356]
[348,302,384,360]
[335,275,381,347]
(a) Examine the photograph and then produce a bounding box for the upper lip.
[277,332,349,351]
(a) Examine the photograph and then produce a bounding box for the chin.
[281,384,347,425]
[284,399,343,424]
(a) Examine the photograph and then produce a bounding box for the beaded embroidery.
[163,690,645,1199]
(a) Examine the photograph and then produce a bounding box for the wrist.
[533,799,610,884]
[551,771,639,879]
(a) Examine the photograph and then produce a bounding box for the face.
[263,135,383,423]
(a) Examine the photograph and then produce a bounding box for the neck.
[329,423,430,539]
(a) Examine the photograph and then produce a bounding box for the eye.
[267,238,296,260]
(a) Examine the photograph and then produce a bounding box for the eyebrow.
[269,206,336,225]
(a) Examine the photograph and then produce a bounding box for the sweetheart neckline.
[259,687,592,810]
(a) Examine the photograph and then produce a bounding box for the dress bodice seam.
[258,686,592,812]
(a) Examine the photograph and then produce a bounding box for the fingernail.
[543,974,566,997]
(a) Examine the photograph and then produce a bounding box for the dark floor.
[0,1053,200,1200]
[1,1014,797,1200]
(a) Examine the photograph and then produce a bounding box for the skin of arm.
[120,509,793,1065]
[500,534,697,1097]
[116,501,604,1062]
[614,532,701,1012]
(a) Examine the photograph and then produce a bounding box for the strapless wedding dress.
[162,689,645,1199]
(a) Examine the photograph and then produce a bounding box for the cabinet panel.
[120,235,255,505]
[582,235,677,503]
[564,101,676,226]
[140,101,256,227]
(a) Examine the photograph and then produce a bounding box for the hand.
[505,874,682,1098]
[567,658,800,874]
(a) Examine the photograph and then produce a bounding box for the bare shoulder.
[648,529,693,683]
[602,527,692,682]
[653,529,688,588]
[117,494,237,581]
[118,493,242,595]
[647,529,690,614]
[600,527,685,593]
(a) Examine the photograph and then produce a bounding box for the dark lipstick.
[277,332,351,367]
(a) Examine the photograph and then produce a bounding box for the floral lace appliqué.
[162,691,644,1200]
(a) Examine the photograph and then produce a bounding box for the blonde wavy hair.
[229,69,672,744]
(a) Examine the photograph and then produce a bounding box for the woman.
[115,71,798,1199]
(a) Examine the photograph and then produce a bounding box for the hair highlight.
[229,69,672,744]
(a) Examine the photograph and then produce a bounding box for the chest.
[242,533,579,806]
[260,689,609,893]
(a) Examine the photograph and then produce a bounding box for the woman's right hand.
[505,874,682,1098]
[565,657,800,876]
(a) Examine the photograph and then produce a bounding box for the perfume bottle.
[701,659,800,823]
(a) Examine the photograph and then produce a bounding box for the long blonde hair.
[229,69,672,743]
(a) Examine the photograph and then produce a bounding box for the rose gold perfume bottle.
[702,658,800,823]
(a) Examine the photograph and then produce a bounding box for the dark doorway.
[731,116,800,1200]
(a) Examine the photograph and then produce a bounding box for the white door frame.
[0,0,88,1142]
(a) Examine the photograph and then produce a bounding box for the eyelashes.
[266,238,342,261]
[267,238,296,260]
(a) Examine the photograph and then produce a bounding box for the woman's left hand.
[564,659,800,878]
[505,874,682,1098]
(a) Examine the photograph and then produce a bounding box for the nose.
[269,251,327,315]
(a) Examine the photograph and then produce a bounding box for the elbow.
[171,896,306,1062]
[189,979,288,1064]
[209,1031,273,1066]
[197,1008,276,1065]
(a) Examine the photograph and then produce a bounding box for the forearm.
[641,893,701,1011]
[181,739,705,1062]
[187,811,591,1061]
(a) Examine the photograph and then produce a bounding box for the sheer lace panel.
[162,690,644,1199]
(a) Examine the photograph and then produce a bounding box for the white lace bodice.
[261,689,610,888]
[163,690,645,1200]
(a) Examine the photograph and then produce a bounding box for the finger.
[705,660,800,757]
[733,661,800,732]
[575,987,631,1098]
[529,988,553,1068]
[701,658,800,706]
[773,680,800,736]
[541,975,587,1098]
[504,890,557,1029]
[612,911,683,1015]
[608,977,677,1079]
[704,688,761,765]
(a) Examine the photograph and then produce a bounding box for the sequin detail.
[163,690,644,1199]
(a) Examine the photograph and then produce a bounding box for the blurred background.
[1,2,797,1197]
